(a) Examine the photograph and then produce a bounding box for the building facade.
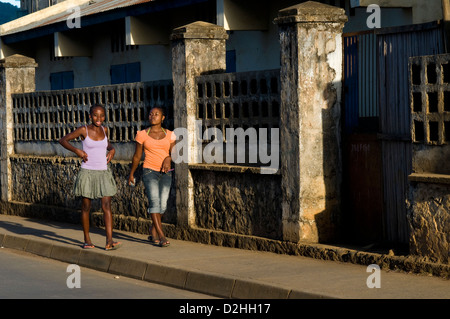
[0,0,447,266]
[2,0,443,91]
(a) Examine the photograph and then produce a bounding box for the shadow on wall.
[314,79,343,244]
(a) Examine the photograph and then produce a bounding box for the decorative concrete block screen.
[410,54,450,145]
[11,80,174,143]
[408,54,450,263]
[195,69,281,140]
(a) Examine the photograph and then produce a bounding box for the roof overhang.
[0,0,210,45]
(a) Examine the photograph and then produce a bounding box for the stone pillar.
[0,55,37,202]
[170,22,228,227]
[275,2,347,243]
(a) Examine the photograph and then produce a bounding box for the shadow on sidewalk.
[0,219,83,247]
[0,217,150,247]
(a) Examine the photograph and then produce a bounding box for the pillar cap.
[275,1,348,25]
[171,21,229,41]
[0,54,38,68]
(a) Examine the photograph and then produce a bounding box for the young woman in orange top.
[128,107,175,247]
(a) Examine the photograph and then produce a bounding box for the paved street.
[0,214,448,300]
[0,247,215,299]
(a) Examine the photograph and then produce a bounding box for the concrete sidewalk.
[0,214,448,299]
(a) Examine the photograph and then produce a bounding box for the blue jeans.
[142,168,173,214]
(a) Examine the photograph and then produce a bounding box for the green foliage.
[0,2,20,25]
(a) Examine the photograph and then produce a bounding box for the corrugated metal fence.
[343,21,445,244]
[344,30,378,133]
[378,22,445,243]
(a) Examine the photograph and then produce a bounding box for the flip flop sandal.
[149,236,160,245]
[105,242,122,251]
[82,243,95,249]
[159,238,170,247]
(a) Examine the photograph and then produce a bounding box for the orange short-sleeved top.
[135,128,176,171]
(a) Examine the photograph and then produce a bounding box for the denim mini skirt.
[73,168,117,199]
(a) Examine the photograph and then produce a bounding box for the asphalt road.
[0,247,444,318]
[0,247,216,299]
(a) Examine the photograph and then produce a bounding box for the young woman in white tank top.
[59,104,121,251]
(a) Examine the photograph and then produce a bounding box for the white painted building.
[1,0,444,91]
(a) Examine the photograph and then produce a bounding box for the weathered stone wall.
[8,155,177,227]
[407,180,450,264]
[191,168,282,240]
[0,55,37,202]
[8,154,283,241]
[275,2,347,243]
[171,21,229,229]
